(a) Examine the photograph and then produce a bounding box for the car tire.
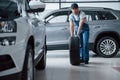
[22,45,34,80]
[96,36,119,58]
[69,36,80,65]
[45,36,47,54]
[35,41,46,70]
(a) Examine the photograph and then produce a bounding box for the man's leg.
[82,30,89,63]
[80,31,83,60]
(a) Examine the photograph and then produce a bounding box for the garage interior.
[34,50,120,80]
[0,0,120,80]
[34,0,120,80]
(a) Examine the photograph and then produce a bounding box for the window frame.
[48,15,68,23]
[45,10,69,23]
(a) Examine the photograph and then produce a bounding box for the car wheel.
[96,36,119,58]
[22,45,34,80]
[69,36,80,65]
[35,41,46,70]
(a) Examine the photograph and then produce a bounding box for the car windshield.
[0,0,19,20]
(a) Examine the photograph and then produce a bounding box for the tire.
[69,36,80,65]
[96,36,119,58]
[45,36,47,54]
[35,41,46,70]
[22,45,34,80]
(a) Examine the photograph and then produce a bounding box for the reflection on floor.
[34,50,120,80]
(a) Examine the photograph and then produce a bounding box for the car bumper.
[0,72,22,80]
[0,41,26,77]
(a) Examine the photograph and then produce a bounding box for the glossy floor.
[34,50,120,80]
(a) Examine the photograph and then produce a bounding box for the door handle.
[95,26,100,29]
[62,28,68,30]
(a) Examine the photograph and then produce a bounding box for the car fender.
[11,17,34,71]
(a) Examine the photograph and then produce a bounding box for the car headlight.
[0,37,16,46]
[0,21,17,33]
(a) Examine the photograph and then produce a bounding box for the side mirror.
[27,0,46,13]
[41,19,47,25]
[42,19,46,23]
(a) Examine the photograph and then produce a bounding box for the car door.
[45,11,69,46]
[84,10,103,43]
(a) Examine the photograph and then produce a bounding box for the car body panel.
[46,22,70,45]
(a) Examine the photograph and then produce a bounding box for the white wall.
[45,2,120,10]
[39,0,120,19]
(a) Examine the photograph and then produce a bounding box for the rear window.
[97,11,116,20]
[84,11,99,21]
[83,11,116,21]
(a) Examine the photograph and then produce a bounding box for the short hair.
[71,3,78,9]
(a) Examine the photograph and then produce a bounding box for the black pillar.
[59,0,61,9]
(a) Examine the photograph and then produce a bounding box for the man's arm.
[69,19,74,37]
[77,11,86,36]
[77,18,85,35]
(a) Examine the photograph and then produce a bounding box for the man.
[69,3,89,64]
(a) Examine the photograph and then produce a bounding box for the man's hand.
[71,34,74,37]
[77,35,80,38]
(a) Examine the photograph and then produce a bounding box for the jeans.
[74,30,89,61]
[80,30,89,61]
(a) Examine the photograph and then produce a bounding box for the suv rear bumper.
[0,72,22,80]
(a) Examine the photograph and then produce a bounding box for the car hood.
[0,0,19,20]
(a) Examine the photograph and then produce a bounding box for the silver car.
[44,7,120,58]
[0,0,46,80]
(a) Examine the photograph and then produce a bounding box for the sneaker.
[85,61,89,64]
[80,59,84,63]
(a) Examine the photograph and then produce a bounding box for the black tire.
[96,36,119,58]
[45,36,47,54]
[22,45,34,80]
[69,36,80,65]
[35,41,46,70]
